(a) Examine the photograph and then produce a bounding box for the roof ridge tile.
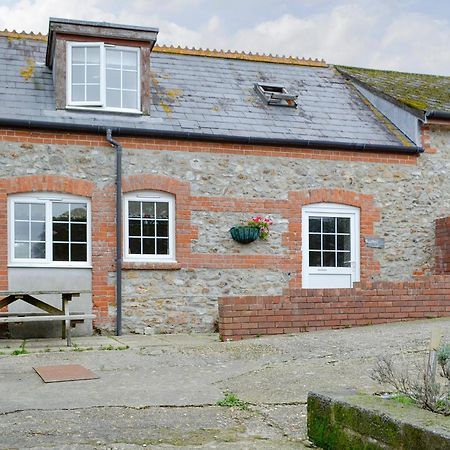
[0,29,327,67]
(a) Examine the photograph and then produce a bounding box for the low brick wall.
[307,391,450,449]
[218,275,450,340]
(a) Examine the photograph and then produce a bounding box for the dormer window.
[47,18,158,115]
[67,42,140,112]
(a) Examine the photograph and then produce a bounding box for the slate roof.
[0,33,409,147]
[337,66,450,113]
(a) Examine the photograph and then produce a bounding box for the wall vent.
[254,83,298,107]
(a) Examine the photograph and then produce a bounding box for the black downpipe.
[106,129,122,336]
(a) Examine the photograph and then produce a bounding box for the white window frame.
[123,192,176,263]
[302,203,360,288]
[66,42,141,113]
[8,193,92,268]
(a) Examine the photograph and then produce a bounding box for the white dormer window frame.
[66,41,141,113]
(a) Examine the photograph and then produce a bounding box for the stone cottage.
[0,18,449,339]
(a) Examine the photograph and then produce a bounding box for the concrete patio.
[1,318,449,449]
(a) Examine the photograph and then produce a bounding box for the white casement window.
[9,194,91,267]
[302,203,360,289]
[124,192,176,262]
[67,42,140,112]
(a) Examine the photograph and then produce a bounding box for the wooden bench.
[0,290,93,346]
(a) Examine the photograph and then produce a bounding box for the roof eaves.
[0,117,424,155]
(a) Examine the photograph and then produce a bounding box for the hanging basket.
[229,226,260,244]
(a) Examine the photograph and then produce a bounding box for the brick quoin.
[436,217,450,274]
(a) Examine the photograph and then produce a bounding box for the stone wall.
[307,391,450,450]
[0,125,449,334]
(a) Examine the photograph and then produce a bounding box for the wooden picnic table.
[0,290,94,346]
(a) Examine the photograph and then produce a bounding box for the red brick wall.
[0,128,418,165]
[219,276,450,340]
[436,217,450,274]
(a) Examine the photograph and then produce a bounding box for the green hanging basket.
[229,226,260,244]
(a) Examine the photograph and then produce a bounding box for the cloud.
[0,0,448,74]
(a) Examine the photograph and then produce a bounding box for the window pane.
[156,238,168,255]
[86,47,100,64]
[128,201,141,218]
[14,221,29,240]
[122,51,137,70]
[337,252,351,267]
[86,64,100,84]
[72,64,85,84]
[106,69,121,89]
[71,244,87,261]
[309,217,321,233]
[323,217,335,233]
[337,234,350,251]
[53,243,69,261]
[309,234,321,250]
[129,238,141,254]
[31,222,45,241]
[71,223,87,242]
[71,204,87,222]
[72,84,85,102]
[53,203,70,221]
[31,242,45,259]
[323,234,335,250]
[72,47,85,64]
[143,238,155,254]
[142,202,155,219]
[15,242,29,259]
[86,84,100,102]
[106,49,121,69]
[309,251,321,267]
[143,220,155,237]
[129,220,141,237]
[106,88,121,108]
[31,204,45,221]
[123,70,137,90]
[323,252,336,267]
[14,203,29,220]
[52,223,65,242]
[156,203,169,219]
[122,90,137,109]
[156,221,168,237]
[337,217,350,233]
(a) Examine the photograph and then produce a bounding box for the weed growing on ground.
[217,392,249,410]
[99,344,129,351]
[390,394,416,406]
[11,340,28,356]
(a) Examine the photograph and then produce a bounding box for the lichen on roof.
[337,65,450,113]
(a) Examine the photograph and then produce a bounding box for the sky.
[0,0,449,75]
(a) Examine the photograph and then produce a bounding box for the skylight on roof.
[254,83,298,107]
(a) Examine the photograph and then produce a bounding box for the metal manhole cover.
[33,364,99,383]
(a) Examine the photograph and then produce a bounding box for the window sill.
[8,263,92,269]
[122,261,181,270]
[66,106,143,116]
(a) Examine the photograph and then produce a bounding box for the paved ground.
[0,318,449,449]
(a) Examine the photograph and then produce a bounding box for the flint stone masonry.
[122,269,286,333]
[0,125,449,334]
[192,212,287,255]
[307,391,450,450]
